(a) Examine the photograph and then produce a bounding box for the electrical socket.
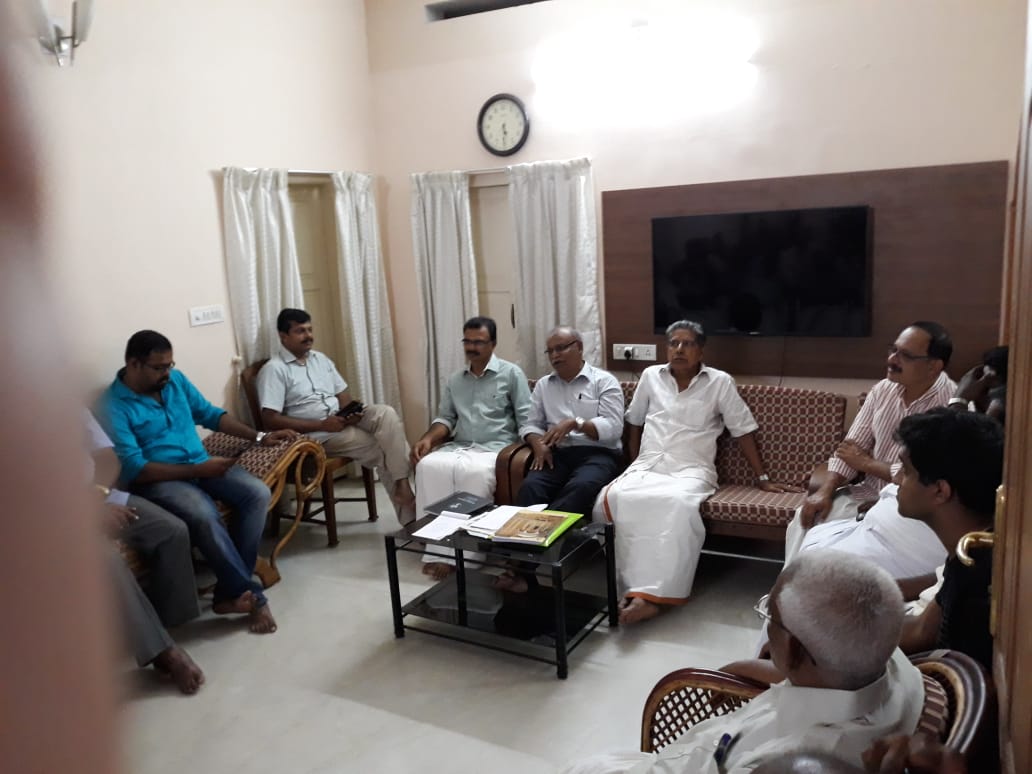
[612,343,657,361]
[189,304,225,327]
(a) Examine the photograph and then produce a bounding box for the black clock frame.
[477,93,530,157]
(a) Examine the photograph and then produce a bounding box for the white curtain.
[222,168,304,365]
[331,171,402,415]
[411,171,478,421]
[508,158,600,379]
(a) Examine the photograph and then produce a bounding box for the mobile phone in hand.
[337,400,365,418]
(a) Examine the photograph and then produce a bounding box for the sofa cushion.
[700,485,807,528]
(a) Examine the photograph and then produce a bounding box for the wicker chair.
[240,359,378,548]
[640,650,991,757]
[119,429,325,586]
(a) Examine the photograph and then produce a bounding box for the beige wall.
[9,0,1025,429]
[10,0,372,410]
[366,0,1026,430]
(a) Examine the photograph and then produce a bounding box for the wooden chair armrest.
[640,668,767,753]
[494,441,534,505]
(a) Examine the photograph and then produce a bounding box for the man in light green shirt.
[411,316,532,578]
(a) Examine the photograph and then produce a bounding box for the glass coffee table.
[384,517,618,679]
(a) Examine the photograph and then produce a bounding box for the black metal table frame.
[385,520,618,679]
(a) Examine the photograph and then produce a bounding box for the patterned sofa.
[494,382,847,544]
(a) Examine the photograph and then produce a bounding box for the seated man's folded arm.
[510,367,533,430]
[583,376,625,443]
[261,407,326,433]
[899,599,942,655]
[626,423,643,462]
[897,573,938,602]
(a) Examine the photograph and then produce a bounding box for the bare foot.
[618,597,662,626]
[152,646,205,695]
[213,590,254,615]
[493,570,529,593]
[422,562,455,581]
[249,602,277,634]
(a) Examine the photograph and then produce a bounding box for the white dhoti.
[415,445,497,567]
[785,485,946,579]
[596,470,715,603]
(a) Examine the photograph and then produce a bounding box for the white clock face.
[479,97,528,154]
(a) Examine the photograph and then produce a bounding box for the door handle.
[510,303,515,328]
[956,531,994,566]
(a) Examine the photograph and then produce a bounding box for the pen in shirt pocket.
[713,731,740,772]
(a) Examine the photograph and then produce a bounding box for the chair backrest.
[240,358,269,430]
[910,649,993,756]
[639,668,766,753]
[639,651,990,756]
[714,384,846,487]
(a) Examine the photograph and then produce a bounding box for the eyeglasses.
[667,339,700,350]
[460,338,492,348]
[753,594,817,666]
[143,361,176,374]
[544,340,579,356]
[887,345,934,363]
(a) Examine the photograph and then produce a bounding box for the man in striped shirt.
[783,322,957,579]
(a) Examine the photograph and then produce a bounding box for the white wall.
[10,0,373,409]
[366,0,1026,430]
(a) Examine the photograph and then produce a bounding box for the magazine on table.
[490,509,584,547]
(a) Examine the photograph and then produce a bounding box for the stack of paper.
[464,504,547,538]
[412,503,548,541]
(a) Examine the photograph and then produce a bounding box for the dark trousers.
[516,445,623,516]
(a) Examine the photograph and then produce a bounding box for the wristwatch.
[574,417,585,431]
[757,473,770,483]
[255,431,267,445]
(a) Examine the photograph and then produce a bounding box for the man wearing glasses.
[98,330,297,634]
[784,322,956,578]
[599,320,797,625]
[514,326,624,517]
[562,550,923,773]
[257,308,416,525]
[411,316,532,579]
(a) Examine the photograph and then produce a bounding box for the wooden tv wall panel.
[602,162,1008,379]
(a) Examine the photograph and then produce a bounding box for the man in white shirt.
[516,326,625,516]
[257,308,416,524]
[562,550,924,773]
[784,322,956,580]
[597,321,797,625]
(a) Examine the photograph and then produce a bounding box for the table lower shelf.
[398,571,611,675]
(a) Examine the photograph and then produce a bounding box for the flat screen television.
[652,205,873,337]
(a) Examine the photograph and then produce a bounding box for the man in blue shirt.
[99,330,297,634]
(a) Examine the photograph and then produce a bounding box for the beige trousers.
[318,403,411,505]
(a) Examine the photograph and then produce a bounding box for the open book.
[491,509,583,547]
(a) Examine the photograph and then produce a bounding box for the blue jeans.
[133,466,270,606]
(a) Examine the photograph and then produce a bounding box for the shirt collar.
[278,346,306,365]
[111,367,162,401]
[770,650,901,735]
[466,353,501,376]
[548,362,591,384]
[659,363,712,382]
[890,370,952,406]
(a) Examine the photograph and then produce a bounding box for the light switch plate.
[612,343,657,361]
[189,304,225,327]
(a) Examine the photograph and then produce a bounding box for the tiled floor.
[120,482,780,774]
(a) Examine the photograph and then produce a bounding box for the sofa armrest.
[494,441,534,505]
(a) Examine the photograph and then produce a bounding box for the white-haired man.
[562,550,924,773]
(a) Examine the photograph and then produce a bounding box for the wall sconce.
[32,0,95,67]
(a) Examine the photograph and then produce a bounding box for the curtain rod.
[221,167,335,176]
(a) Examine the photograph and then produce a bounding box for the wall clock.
[477,93,530,157]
